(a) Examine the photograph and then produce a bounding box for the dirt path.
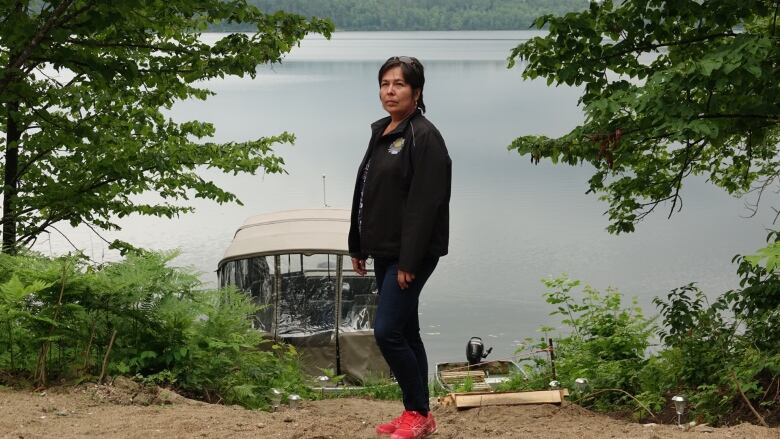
[1,383,777,439]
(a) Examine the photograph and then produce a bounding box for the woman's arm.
[399,127,451,274]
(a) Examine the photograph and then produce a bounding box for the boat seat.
[441,369,492,391]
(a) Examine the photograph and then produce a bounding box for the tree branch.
[696,113,780,122]
[50,225,81,253]
[84,222,113,246]
[64,38,196,55]
[0,0,77,93]
[669,140,694,219]
[636,194,677,221]
[16,163,161,217]
[730,370,769,427]
[743,170,780,219]
[600,31,737,62]
[20,217,58,247]
[16,144,60,180]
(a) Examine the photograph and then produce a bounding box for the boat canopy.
[217,208,388,383]
[219,208,350,265]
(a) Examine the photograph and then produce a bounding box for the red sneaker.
[376,411,408,436]
[390,411,436,439]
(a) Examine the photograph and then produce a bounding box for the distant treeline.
[211,0,588,31]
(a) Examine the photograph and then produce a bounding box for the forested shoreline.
[211,0,588,31]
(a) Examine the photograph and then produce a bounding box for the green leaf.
[0,1,334,252]
[507,1,780,234]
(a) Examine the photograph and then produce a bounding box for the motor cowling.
[466,336,492,365]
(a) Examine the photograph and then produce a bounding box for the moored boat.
[217,208,390,384]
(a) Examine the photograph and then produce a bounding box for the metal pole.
[273,255,281,339]
[548,338,557,381]
[322,174,329,207]
[334,254,344,376]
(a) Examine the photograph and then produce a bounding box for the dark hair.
[378,56,426,113]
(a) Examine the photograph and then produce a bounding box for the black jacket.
[348,109,451,273]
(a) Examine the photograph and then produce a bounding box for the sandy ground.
[1,381,778,439]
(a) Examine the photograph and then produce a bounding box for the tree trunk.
[2,98,20,254]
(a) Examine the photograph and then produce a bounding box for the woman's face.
[380,66,419,119]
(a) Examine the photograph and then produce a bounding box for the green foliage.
[0,251,309,410]
[453,375,475,393]
[654,284,733,389]
[533,275,656,413]
[509,0,780,234]
[509,2,780,422]
[493,371,537,393]
[0,1,334,252]
[529,240,780,425]
[223,0,587,31]
[745,241,780,271]
[650,232,780,424]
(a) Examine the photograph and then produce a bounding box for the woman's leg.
[403,287,429,405]
[373,257,438,414]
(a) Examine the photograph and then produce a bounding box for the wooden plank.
[442,376,487,384]
[441,370,486,381]
[469,382,492,391]
[452,390,565,409]
[441,370,486,377]
[441,370,487,388]
[442,375,486,381]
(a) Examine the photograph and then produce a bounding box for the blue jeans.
[373,256,439,415]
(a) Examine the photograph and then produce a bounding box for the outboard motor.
[466,336,493,365]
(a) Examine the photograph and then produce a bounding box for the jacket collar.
[370,108,422,137]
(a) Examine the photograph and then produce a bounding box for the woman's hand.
[397,269,415,290]
[351,258,367,276]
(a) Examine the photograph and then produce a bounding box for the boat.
[217,208,389,384]
[435,360,526,393]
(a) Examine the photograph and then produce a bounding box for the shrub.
[0,251,308,409]
[534,275,657,414]
[653,252,780,425]
[526,234,780,426]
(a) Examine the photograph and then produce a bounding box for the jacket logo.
[387,138,404,155]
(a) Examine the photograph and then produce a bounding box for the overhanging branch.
[64,38,197,55]
[0,0,77,93]
[696,113,780,122]
[599,31,737,62]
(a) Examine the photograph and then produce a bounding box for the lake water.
[39,31,774,374]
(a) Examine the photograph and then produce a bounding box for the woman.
[348,56,451,439]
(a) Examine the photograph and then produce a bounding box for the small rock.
[642,423,658,428]
[256,423,266,429]
[55,411,68,417]
[283,417,295,423]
